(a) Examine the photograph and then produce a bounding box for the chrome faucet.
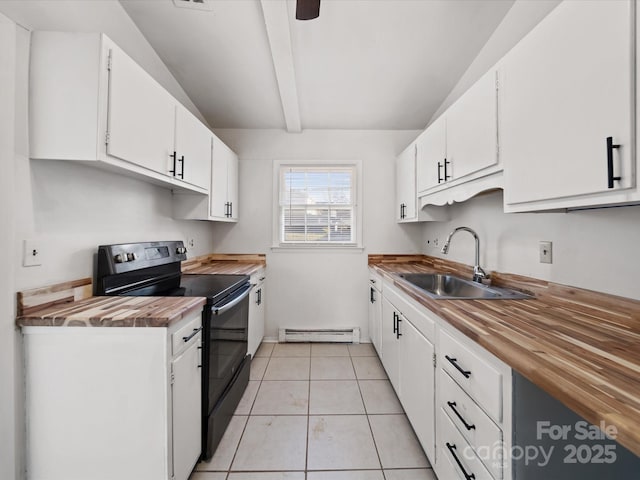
[441,227,490,283]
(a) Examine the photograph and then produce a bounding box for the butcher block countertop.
[17,296,206,328]
[370,255,640,457]
[182,253,266,276]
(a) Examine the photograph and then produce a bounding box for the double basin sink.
[397,273,531,300]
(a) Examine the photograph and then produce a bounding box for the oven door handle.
[212,284,252,315]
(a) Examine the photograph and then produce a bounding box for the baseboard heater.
[278,327,361,344]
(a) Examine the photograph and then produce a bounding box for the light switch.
[539,241,552,264]
[23,240,42,267]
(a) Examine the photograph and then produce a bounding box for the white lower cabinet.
[248,269,266,357]
[23,312,202,480]
[374,274,511,479]
[368,269,383,355]
[381,296,401,390]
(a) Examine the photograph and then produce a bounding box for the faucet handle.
[473,266,490,284]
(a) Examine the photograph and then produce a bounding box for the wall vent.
[278,327,361,344]
[172,0,212,12]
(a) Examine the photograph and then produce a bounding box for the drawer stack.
[436,326,512,480]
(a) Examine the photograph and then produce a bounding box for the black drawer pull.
[437,161,443,183]
[447,401,476,431]
[370,287,375,303]
[606,136,621,188]
[182,326,202,343]
[396,317,402,339]
[393,311,398,333]
[446,443,476,480]
[444,158,451,181]
[445,355,471,378]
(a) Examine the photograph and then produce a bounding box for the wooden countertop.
[370,255,640,458]
[182,253,266,276]
[17,296,206,328]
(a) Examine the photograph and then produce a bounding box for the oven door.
[205,283,251,413]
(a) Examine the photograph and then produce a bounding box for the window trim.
[272,159,363,250]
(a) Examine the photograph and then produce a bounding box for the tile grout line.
[350,348,387,480]
[225,346,272,477]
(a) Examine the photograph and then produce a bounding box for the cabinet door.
[368,285,382,356]
[227,149,239,220]
[248,282,266,357]
[446,69,498,181]
[175,106,211,190]
[106,46,175,175]
[400,319,435,462]
[416,115,447,193]
[395,144,417,221]
[381,298,400,391]
[503,0,634,206]
[210,136,230,219]
[172,335,202,480]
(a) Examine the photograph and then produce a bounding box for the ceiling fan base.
[296,0,321,20]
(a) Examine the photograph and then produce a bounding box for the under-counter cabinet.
[368,268,383,356]
[29,32,211,194]
[502,0,636,211]
[380,280,436,461]
[23,312,202,480]
[248,269,266,357]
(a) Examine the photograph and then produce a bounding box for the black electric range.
[96,241,251,460]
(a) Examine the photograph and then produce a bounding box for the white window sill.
[271,244,364,253]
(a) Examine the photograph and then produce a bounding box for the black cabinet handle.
[437,161,443,183]
[393,311,398,333]
[370,287,375,304]
[445,355,471,378]
[446,443,476,480]
[606,136,621,188]
[182,326,202,343]
[396,316,402,339]
[444,158,451,181]
[224,202,230,217]
[169,151,177,176]
[447,401,476,431]
[177,155,184,179]
[230,202,233,218]
[256,288,262,305]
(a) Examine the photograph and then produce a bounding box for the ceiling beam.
[260,0,302,133]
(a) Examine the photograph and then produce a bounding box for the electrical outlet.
[23,239,42,267]
[188,238,195,248]
[539,241,552,264]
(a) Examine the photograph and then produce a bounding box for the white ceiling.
[120,0,514,131]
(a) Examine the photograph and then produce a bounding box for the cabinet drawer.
[369,269,383,293]
[172,313,202,357]
[439,328,502,422]
[439,368,503,479]
[437,406,495,480]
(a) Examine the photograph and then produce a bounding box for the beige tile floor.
[192,342,437,480]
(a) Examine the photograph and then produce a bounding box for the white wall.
[2,8,218,479]
[0,13,19,480]
[429,0,561,124]
[422,191,640,301]
[212,129,424,340]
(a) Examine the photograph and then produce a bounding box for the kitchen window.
[273,161,362,249]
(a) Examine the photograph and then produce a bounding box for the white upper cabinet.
[416,115,446,193]
[396,143,418,221]
[446,69,498,181]
[29,32,218,195]
[210,135,239,222]
[174,106,212,190]
[106,44,176,176]
[502,0,635,211]
[416,68,500,206]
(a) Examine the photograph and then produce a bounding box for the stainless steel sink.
[397,273,531,300]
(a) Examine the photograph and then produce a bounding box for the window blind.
[279,166,356,244]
